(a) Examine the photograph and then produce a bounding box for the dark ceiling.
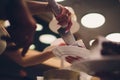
[33,0,120,50]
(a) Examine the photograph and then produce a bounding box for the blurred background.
[28,0,120,51]
[27,0,120,75]
[4,0,120,79]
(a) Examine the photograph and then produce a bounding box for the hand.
[91,36,120,56]
[7,24,36,56]
[5,0,37,56]
[65,56,82,63]
[43,46,58,58]
[55,5,72,32]
[43,46,57,53]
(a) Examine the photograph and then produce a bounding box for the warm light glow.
[4,20,10,27]
[29,44,36,49]
[89,39,95,46]
[36,23,43,31]
[81,13,105,28]
[39,34,57,44]
[0,20,10,28]
[55,0,64,2]
[106,33,120,42]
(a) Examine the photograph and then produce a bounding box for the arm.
[6,0,37,56]
[3,46,56,67]
[5,0,72,57]
[26,1,52,15]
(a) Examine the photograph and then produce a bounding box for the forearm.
[22,50,55,67]
[26,1,52,15]
[3,49,55,67]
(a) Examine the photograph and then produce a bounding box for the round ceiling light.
[36,23,43,31]
[29,44,36,50]
[39,34,57,44]
[106,33,120,42]
[4,20,10,27]
[55,0,64,2]
[89,39,95,46]
[81,13,105,28]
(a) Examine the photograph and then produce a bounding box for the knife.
[47,0,76,45]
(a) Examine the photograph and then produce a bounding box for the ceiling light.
[4,20,10,27]
[36,23,43,31]
[89,39,95,46]
[106,33,120,42]
[55,0,64,2]
[39,34,57,44]
[81,13,105,28]
[29,44,36,49]
[0,20,10,28]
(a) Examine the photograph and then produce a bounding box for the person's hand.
[7,24,36,56]
[65,56,82,63]
[43,46,57,53]
[50,38,87,63]
[42,45,58,59]
[5,0,37,56]
[55,5,72,32]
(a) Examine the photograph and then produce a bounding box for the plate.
[52,46,90,60]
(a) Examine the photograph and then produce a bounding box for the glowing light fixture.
[29,44,36,49]
[39,34,57,44]
[36,23,43,31]
[106,33,120,42]
[89,39,95,46]
[55,0,64,2]
[81,13,105,28]
[4,20,10,27]
[0,20,10,28]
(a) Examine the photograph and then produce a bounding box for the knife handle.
[46,0,61,16]
[57,27,76,45]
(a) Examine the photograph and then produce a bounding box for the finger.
[65,57,74,63]
[66,56,82,61]
[65,56,80,63]
[59,43,66,46]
